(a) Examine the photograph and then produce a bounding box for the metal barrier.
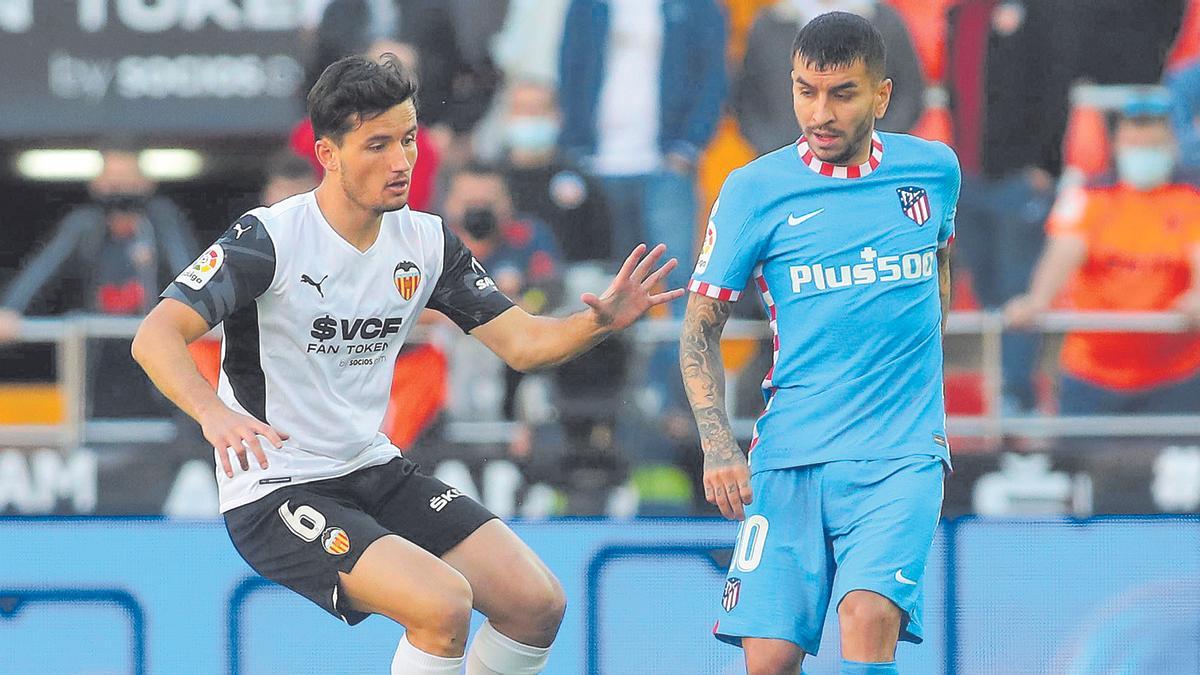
[1,311,1199,448]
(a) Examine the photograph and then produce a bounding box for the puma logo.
[232,222,252,239]
[300,274,328,298]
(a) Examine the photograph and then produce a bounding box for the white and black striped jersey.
[162,191,513,511]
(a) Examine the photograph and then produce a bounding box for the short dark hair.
[307,54,417,144]
[792,11,886,79]
[265,150,316,182]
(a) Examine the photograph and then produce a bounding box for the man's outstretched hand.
[581,243,684,331]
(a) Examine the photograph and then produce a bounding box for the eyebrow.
[364,125,418,144]
[794,76,859,93]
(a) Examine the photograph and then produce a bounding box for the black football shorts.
[224,456,496,624]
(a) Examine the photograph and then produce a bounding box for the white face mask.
[1115,146,1175,191]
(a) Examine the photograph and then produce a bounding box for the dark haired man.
[681,12,959,675]
[132,55,681,674]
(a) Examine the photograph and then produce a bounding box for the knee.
[411,571,474,652]
[745,650,802,675]
[838,591,901,637]
[525,573,567,633]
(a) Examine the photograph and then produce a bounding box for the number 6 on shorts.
[278,500,326,542]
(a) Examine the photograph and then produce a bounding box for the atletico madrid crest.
[722,578,742,612]
[394,261,421,300]
[897,186,932,226]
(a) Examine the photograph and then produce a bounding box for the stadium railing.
[1,311,1198,448]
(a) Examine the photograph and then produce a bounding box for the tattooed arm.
[680,292,752,520]
[937,245,952,332]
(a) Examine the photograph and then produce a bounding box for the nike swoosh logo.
[895,569,918,586]
[787,209,824,226]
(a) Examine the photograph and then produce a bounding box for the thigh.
[224,480,392,625]
[714,467,833,656]
[1135,373,1200,413]
[825,456,945,645]
[1059,374,1130,415]
[439,518,560,619]
[644,170,698,288]
[599,175,645,258]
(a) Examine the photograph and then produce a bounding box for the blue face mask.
[504,117,559,153]
[1115,146,1175,191]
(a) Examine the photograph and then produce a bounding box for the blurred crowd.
[3,0,1200,515]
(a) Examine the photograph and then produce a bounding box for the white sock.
[466,620,552,675]
[392,633,465,674]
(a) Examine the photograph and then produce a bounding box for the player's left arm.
[937,144,961,332]
[938,245,952,333]
[464,244,683,372]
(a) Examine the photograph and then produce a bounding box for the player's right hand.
[198,406,288,478]
[703,448,753,521]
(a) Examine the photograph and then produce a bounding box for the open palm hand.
[582,244,685,331]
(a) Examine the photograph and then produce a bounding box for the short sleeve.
[428,225,516,332]
[938,145,961,249]
[160,214,276,327]
[1045,185,1093,239]
[688,171,765,301]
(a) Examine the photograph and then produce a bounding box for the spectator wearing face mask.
[442,164,565,419]
[1006,93,1200,414]
[0,144,200,417]
[499,80,613,264]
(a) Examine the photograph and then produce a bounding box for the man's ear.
[315,137,339,173]
[874,77,893,120]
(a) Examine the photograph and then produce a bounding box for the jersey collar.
[796,131,884,179]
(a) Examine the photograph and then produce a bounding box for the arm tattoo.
[679,293,742,466]
[937,247,952,332]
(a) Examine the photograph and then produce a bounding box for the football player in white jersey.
[132,55,683,675]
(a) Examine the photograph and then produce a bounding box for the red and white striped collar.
[796,131,884,179]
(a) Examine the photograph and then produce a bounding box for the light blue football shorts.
[713,455,945,655]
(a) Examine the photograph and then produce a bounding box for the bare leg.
[743,637,805,675]
[441,519,566,647]
[838,590,902,662]
[338,534,474,657]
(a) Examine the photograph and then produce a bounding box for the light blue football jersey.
[689,131,959,472]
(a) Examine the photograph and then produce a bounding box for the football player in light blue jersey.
[680,12,959,675]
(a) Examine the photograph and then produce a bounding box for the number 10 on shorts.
[732,515,769,573]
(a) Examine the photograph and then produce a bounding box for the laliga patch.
[722,577,741,612]
[176,244,224,290]
[321,527,351,555]
[394,261,421,301]
[695,219,717,275]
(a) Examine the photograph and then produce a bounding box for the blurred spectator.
[732,0,926,154]
[442,164,564,418]
[559,0,727,286]
[0,144,199,417]
[947,0,1072,413]
[291,36,440,211]
[491,0,572,85]
[1168,61,1200,174]
[498,80,613,264]
[261,151,318,207]
[1006,95,1200,414]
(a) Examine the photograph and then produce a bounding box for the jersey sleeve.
[1044,185,1094,240]
[688,170,765,301]
[160,213,276,327]
[428,224,516,332]
[938,144,961,249]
